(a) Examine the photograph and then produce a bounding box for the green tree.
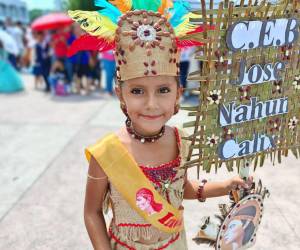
[29,9,45,22]
[67,0,99,11]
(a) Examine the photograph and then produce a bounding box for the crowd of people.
[0,18,117,96]
[0,18,196,98]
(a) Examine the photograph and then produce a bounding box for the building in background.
[0,0,29,24]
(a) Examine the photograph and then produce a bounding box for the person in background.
[33,32,51,92]
[88,50,101,91]
[100,50,115,95]
[70,26,91,95]
[73,50,91,95]
[48,59,69,96]
[179,47,194,99]
[0,41,23,93]
[51,27,70,79]
[5,19,24,70]
[4,19,20,70]
[66,25,77,87]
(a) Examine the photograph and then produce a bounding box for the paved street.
[0,74,299,250]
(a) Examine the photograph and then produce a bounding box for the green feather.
[132,0,161,11]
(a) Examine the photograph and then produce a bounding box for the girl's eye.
[159,87,171,93]
[131,88,144,94]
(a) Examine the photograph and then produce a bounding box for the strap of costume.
[85,133,184,234]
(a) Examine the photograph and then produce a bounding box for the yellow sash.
[85,133,184,234]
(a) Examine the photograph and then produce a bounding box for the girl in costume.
[68,1,253,249]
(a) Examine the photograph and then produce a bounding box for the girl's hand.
[224,176,254,193]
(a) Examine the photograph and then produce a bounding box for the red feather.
[67,34,115,57]
[176,38,204,48]
[187,24,215,35]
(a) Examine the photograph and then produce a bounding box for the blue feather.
[169,1,191,27]
[94,0,121,23]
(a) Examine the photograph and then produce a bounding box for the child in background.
[48,59,69,96]
[68,1,253,249]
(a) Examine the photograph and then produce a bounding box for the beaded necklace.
[125,118,165,143]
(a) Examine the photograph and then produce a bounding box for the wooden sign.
[183,0,300,174]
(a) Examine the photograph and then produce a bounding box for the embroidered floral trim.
[156,233,180,250]
[268,118,281,132]
[139,127,181,169]
[239,86,251,101]
[288,116,298,130]
[109,228,135,250]
[272,80,282,94]
[121,11,171,56]
[206,134,219,147]
[117,223,152,227]
[207,90,222,105]
[292,75,300,90]
[223,127,234,140]
[109,227,180,250]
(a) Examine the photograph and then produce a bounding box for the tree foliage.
[67,0,98,11]
[29,9,45,22]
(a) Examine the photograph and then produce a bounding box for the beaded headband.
[68,0,209,81]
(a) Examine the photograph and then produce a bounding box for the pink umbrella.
[31,12,73,31]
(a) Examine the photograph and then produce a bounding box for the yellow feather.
[174,13,200,37]
[68,10,117,41]
[109,0,132,13]
[158,0,173,15]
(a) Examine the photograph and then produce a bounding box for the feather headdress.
[68,0,208,56]
[68,0,212,80]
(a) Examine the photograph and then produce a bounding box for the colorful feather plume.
[68,11,117,41]
[132,0,161,12]
[174,13,201,37]
[68,0,208,56]
[187,24,215,35]
[169,1,190,27]
[176,38,204,48]
[67,34,115,57]
[94,0,122,23]
[158,0,173,15]
[109,0,132,13]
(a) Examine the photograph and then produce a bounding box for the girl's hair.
[136,188,163,212]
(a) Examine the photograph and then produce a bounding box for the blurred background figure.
[49,59,69,96]
[0,40,24,93]
[88,50,102,92]
[3,18,22,70]
[100,50,115,96]
[179,47,195,99]
[32,31,51,92]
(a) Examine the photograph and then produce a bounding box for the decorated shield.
[184,0,299,249]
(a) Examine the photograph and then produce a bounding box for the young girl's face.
[116,75,182,136]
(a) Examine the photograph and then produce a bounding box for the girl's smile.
[116,75,182,137]
[139,114,163,120]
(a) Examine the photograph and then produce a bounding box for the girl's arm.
[84,156,112,250]
[183,175,251,200]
